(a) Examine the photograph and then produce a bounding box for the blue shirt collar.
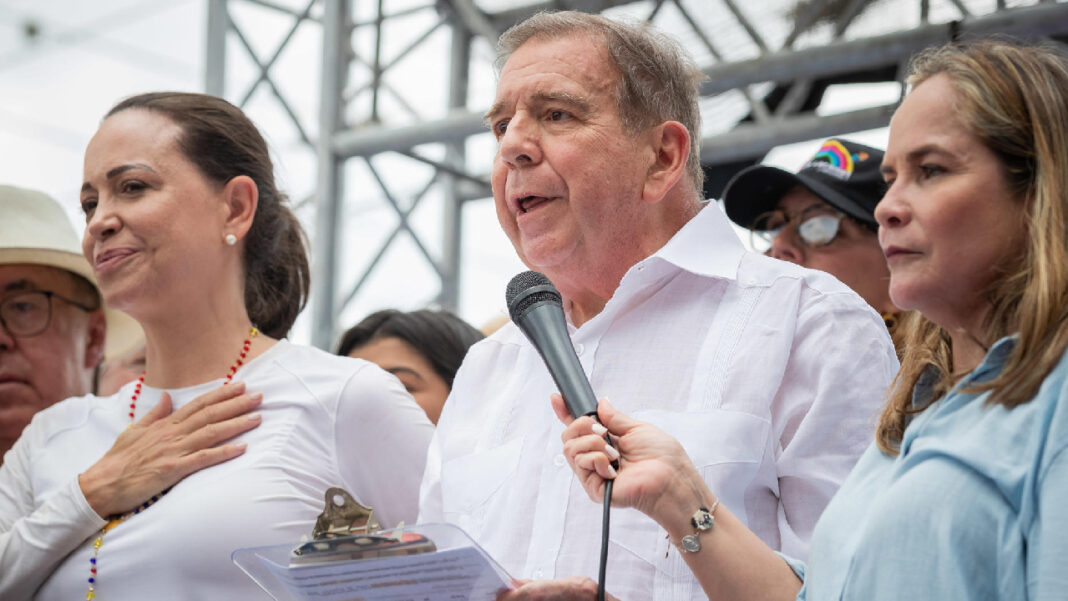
[910,335,1018,410]
[971,335,1018,379]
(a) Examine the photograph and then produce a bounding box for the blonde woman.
[555,39,1068,601]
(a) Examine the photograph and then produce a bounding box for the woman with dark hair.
[0,92,434,600]
[551,38,1068,601]
[337,309,484,424]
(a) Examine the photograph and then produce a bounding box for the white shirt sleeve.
[416,429,445,524]
[417,350,481,525]
[771,292,899,559]
[334,363,435,529]
[0,422,106,598]
[417,374,473,525]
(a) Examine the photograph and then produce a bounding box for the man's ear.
[84,310,107,370]
[642,121,691,205]
[221,175,259,241]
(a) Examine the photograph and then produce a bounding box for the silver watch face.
[681,534,701,553]
[695,512,714,530]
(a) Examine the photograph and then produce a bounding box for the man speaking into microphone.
[418,11,898,601]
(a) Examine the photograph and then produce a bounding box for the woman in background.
[0,92,434,600]
[337,309,484,424]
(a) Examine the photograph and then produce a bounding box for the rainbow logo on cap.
[812,139,855,174]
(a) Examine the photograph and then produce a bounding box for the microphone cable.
[598,479,613,601]
[598,430,619,601]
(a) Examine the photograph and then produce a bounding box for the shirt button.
[574,343,584,354]
[533,569,544,579]
[553,454,566,467]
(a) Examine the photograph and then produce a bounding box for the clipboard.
[232,488,514,601]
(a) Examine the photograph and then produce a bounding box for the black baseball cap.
[722,138,886,229]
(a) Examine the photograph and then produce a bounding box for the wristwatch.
[679,500,719,553]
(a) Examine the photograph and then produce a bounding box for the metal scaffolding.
[202,0,1068,348]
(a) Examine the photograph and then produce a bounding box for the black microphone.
[508,271,617,601]
[505,270,598,419]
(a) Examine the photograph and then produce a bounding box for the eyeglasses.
[0,291,97,338]
[749,205,847,253]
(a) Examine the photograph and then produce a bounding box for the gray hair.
[497,11,706,193]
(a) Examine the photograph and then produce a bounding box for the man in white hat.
[0,184,135,461]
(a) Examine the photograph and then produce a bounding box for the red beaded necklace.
[86,327,259,600]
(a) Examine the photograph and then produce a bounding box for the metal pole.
[700,1,1068,94]
[439,24,473,311]
[371,0,385,122]
[311,0,348,349]
[700,104,898,163]
[204,0,229,95]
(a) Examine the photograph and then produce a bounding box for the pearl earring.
[225,234,237,246]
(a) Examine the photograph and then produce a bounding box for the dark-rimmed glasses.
[0,291,97,338]
[749,205,847,253]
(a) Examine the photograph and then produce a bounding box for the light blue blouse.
[789,336,1068,600]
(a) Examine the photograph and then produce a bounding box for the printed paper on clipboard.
[232,522,515,601]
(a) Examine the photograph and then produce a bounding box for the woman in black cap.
[721,139,901,350]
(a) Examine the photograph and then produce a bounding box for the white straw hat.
[0,184,142,360]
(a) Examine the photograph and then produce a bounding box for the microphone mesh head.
[506,270,561,321]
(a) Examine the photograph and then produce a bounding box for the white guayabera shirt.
[419,203,899,601]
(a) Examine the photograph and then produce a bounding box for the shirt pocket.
[608,409,769,578]
[440,436,524,540]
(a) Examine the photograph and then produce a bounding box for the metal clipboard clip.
[290,487,435,565]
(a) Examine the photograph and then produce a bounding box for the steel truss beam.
[334,2,1068,160]
[204,0,1068,348]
